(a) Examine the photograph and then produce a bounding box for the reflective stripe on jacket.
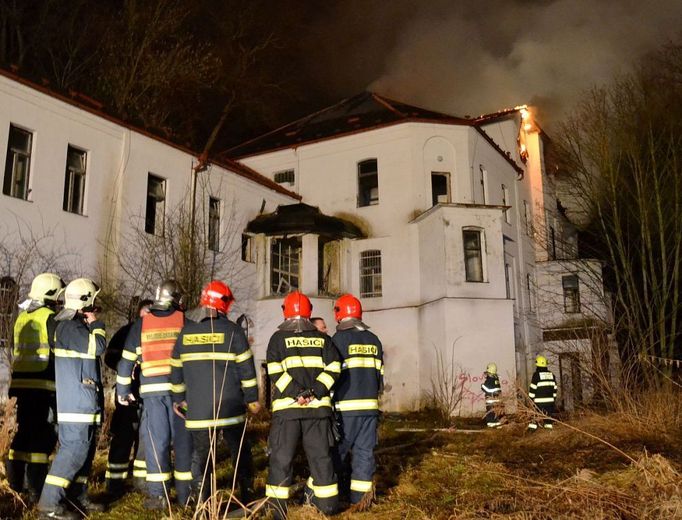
[10,307,57,393]
[170,314,258,429]
[332,327,383,416]
[54,316,106,424]
[528,367,557,405]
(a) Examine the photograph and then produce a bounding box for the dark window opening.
[3,125,32,200]
[208,197,220,252]
[274,169,295,184]
[63,146,87,214]
[358,159,378,207]
[145,174,166,235]
[562,274,580,313]
[431,172,450,206]
[463,229,484,282]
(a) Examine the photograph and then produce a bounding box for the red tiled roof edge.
[0,67,299,200]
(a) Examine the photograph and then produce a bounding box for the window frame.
[357,158,379,207]
[431,171,451,206]
[62,145,87,215]
[359,249,382,298]
[270,236,302,295]
[208,196,221,252]
[241,233,255,263]
[273,169,295,184]
[145,173,167,236]
[3,124,33,200]
[462,227,486,283]
[562,274,581,313]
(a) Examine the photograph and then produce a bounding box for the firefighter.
[37,278,106,519]
[481,363,503,428]
[7,273,64,500]
[527,355,558,431]
[265,291,341,518]
[170,280,260,506]
[103,298,152,498]
[116,280,192,509]
[331,294,383,505]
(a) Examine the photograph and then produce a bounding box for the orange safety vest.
[140,310,183,377]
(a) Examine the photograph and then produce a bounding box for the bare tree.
[553,42,682,386]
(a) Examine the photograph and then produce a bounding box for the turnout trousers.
[336,414,378,503]
[528,403,556,430]
[37,423,97,511]
[484,400,503,428]
[106,399,146,494]
[191,424,254,502]
[7,391,57,497]
[266,415,338,516]
[140,395,192,502]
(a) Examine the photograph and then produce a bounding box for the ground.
[1,408,681,519]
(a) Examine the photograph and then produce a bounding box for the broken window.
[359,249,382,297]
[145,174,166,236]
[208,197,220,252]
[3,125,32,200]
[562,274,580,313]
[358,159,378,207]
[431,172,450,206]
[463,228,484,282]
[63,145,87,215]
[318,238,340,295]
[271,236,301,294]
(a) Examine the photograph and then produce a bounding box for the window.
[271,237,301,294]
[431,172,450,206]
[502,184,511,224]
[358,159,378,207]
[0,276,17,350]
[527,273,535,312]
[549,224,557,260]
[562,274,580,313]
[62,146,87,214]
[3,125,32,200]
[505,263,513,299]
[318,238,340,295]
[523,201,532,234]
[463,229,484,282]
[145,174,166,235]
[208,197,220,251]
[241,234,255,263]
[360,250,382,297]
[479,165,488,204]
[274,169,295,184]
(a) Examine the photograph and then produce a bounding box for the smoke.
[298,0,682,126]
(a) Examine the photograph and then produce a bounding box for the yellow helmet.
[63,278,100,311]
[28,273,66,303]
[486,363,497,375]
[536,355,548,368]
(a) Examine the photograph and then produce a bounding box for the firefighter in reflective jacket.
[37,278,106,520]
[331,294,383,505]
[7,273,64,499]
[527,355,557,431]
[481,363,502,428]
[171,281,260,505]
[266,291,341,518]
[103,299,152,498]
[116,280,192,509]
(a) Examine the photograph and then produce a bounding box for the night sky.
[263,0,682,135]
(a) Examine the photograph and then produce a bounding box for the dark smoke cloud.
[294,0,682,126]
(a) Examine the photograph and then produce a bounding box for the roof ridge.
[370,92,407,117]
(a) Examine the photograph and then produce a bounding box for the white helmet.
[28,273,66,303]
[63,278,100,311]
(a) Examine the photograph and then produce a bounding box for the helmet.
[154,279,182,307]
[28,273,66,303]
[536,355,548,368]
[486,363,497,375]
[334,294,362,322]
[63,278,100,311]
[200,280,234,314]
[282,291,312,319]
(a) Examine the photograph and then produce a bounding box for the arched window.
[357,159,378,207]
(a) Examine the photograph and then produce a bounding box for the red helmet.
[200,280,234,314]
[282,291,312,319]
[334,294,362,322]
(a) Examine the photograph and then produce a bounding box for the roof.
[225,92,471,158]
[246,203,365,238]
[0,67,299,200]
[224,92,526,175]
